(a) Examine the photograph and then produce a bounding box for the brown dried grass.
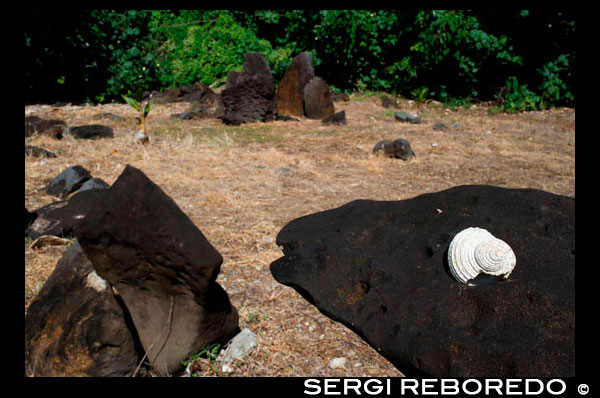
[25,95,575,377]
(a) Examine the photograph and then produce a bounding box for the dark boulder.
[322,111,347,126]
[25,242,140,376]
[25,116,67,139]
[270,185,575,377]
[74,165,239,375]
[219,53,276,125]
[25,207,37,234]
[303,76,335,120]
[26,189,103,239]
[372,139,415,160]
[276,52,315,118]
[46,165,92,198]
[68,124,114,139]
[381,96,399,109]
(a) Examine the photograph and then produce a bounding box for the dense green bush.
[24,9,575,110]
[155,13,291,88]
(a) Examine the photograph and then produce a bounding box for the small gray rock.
[218,328,256,372]
[46,165,92,198]
[77,178,110,193]
[394,112,421,124]
[433,122,463,131]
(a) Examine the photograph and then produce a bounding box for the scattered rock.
[25,145,57,159]
[74,165,239,375]
[77,178,110,193]
[25,207,37,235]
[25,242,140,376]
[219,53,276,125]
[433,122,463,131]
[303,76,335,120]
[276,52,315,118]
[93,112,126,122]
[218,328,257,373]
[329,357,347,369]
[381,96,399,109]
[25,116,67,139]
[372,139,415,160]
[394,112,421,124]
[170,110,205,120]
[26,188,101,239]
[322,111,347,125]
[45,165,92,198]
[68,124,114,139]
[270,185,575,377]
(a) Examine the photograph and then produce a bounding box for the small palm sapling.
[122,91,151,144]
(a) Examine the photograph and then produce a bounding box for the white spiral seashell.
[447,227,516,285]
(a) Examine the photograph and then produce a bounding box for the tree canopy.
[24,9,575,111]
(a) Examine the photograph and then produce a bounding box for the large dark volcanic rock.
[219,53,276,125]
[74,165,239,375]
[270,185,575,377]
[25,242,140,376]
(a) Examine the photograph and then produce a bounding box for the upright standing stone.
[303,76,335,119]
[74,165,239,375]
[276,52,315,118]
[219,53,276,125]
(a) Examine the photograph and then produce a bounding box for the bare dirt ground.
[25,94,575,377]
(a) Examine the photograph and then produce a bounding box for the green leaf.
[143,102,151,118]
[122,94,140,111]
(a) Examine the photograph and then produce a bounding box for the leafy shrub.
[537,53,574,108]
[156,13,290,88]
[500,76,540,113]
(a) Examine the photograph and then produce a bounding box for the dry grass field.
[25,93,575,377]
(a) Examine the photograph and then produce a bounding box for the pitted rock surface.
[270,185,575,377]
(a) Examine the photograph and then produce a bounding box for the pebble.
[260,236,274,244]
[329,357,347,369]
[217,328,257,373]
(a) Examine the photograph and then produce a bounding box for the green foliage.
[537,53,574,108]
[122,89,151,134]
[500,76,540,113]
[89,10,157,100]
[25,9,575,111]
[181,343,222,376]
[155,13,290,87]
[410,86,429,107]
